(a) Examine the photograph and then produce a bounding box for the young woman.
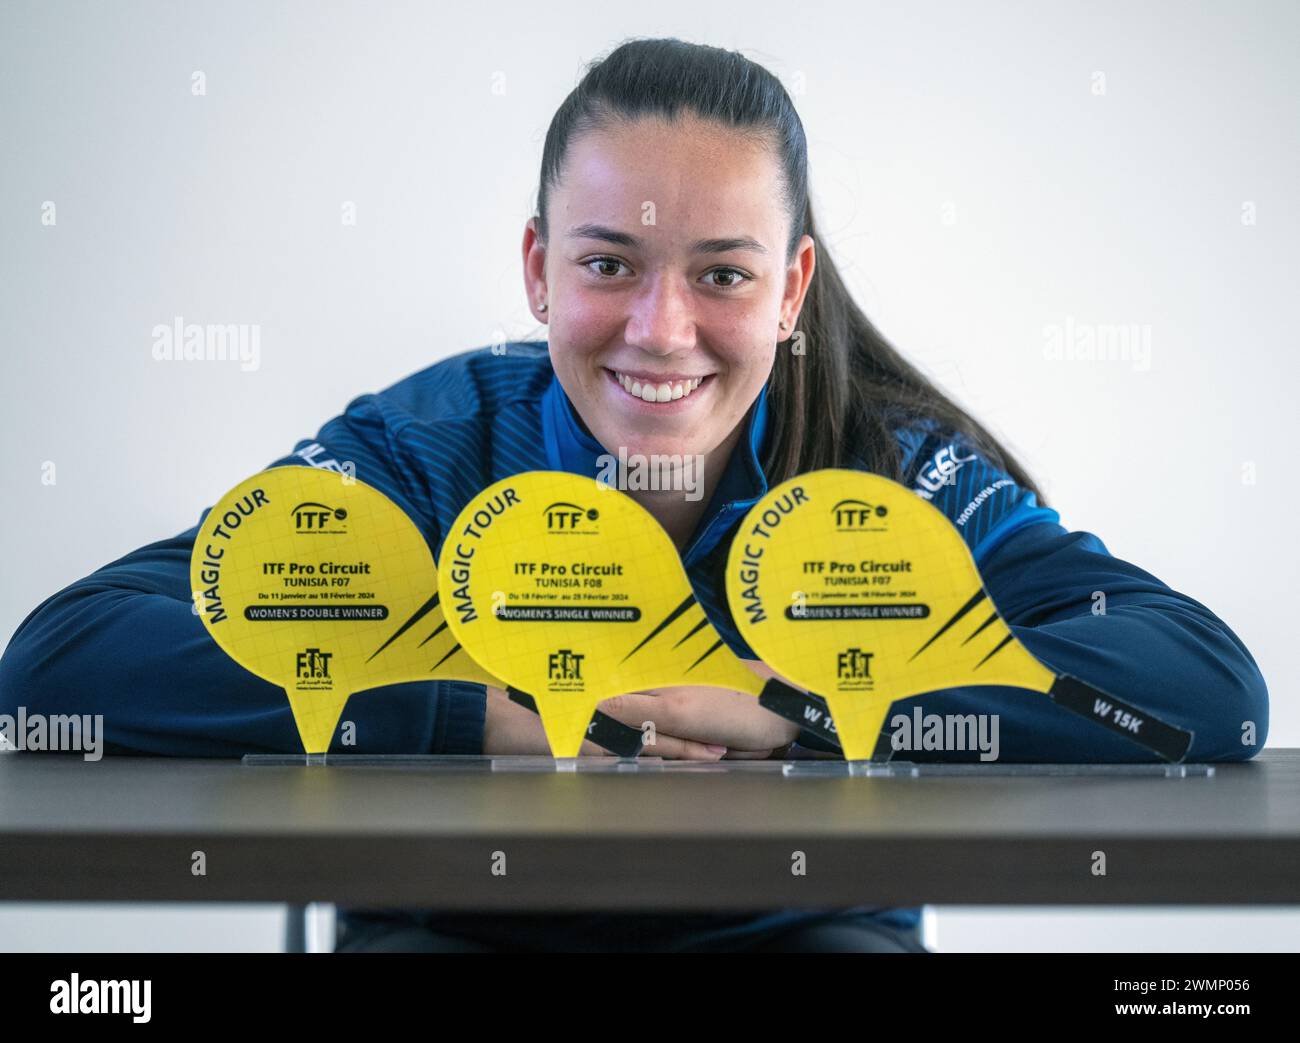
[0,38,1268,953]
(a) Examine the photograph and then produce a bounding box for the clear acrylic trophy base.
[241,754,651,772]
[781,759,1215,778]
[242,753,788,772]
[241,754,1213,777]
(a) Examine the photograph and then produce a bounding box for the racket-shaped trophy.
[191,465,505,760]
[725,468,1194,765]
[437,470,788,762]
[369,566,644,756]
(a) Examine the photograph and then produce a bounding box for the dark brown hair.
[533,37,1047,505]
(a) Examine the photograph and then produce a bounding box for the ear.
[780,234,816,338]
[522,216,549,321]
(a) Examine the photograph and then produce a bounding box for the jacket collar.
[540,369,771,566]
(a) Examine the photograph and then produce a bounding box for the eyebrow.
[565,223,768,255]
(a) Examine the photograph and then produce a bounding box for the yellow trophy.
[190,465,499,760]
[436,471,777,761]
[726,469,1193,764]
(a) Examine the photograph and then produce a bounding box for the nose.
[622,271,696,357]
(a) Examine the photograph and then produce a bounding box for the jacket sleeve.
[0,394,487,757]
[938,519,1270,762]
[858,427,1270,763]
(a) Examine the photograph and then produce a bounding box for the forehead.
[554,115,787,241]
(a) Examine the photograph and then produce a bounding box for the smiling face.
[523,113,815,468]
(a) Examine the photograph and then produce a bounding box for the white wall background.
[1,0,1295,952]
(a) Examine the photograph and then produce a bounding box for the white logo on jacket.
[913,443,978,501]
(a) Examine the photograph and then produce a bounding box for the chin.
[614,433,709,460]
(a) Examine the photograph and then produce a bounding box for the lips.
[610,370,709,403]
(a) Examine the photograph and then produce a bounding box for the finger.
[636,731,727,760]
[596,691,666,725]
[722,747,778,760]
[598,689,740,747]
[599,689,797,750]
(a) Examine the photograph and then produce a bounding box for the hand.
[482,685,608,756]
[596,660,802,759]
[482,685,737,759]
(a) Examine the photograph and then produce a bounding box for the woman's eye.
[582,258,750,289]
[585,257,628,278]
[703,267,750,289]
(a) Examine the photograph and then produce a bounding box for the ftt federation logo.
[836,646,875,691]
[547,648,585,691]
[295,647,334,690]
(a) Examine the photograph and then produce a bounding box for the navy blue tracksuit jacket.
[0,342,1269,950]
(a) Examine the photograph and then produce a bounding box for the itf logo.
[837,647,874,691]
[291,501,348,534]
[831,499,888,531]
[543,502,599,533]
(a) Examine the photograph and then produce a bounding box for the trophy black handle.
[1047,673,1193,763]
[757,678,842,751]
[758,678,903,762]
[505,687,646,759]
[761,673,1193,764]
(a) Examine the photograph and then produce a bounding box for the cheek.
[717,334,776,387]
[548,333,601,386]
[723,343,776,415]
[554,286,624,341]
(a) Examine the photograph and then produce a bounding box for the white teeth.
[614,372,705,402]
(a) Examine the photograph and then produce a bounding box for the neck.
[626,422,745,552]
